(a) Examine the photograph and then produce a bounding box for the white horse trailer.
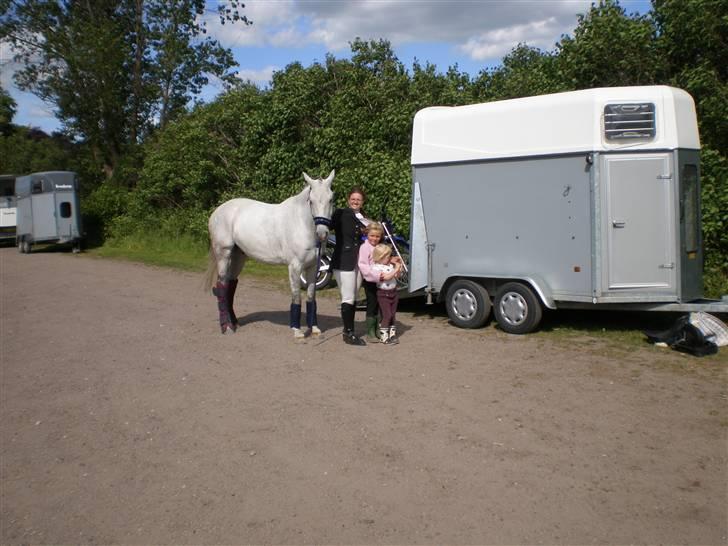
[408,86,727,333]
[0,174,17,241]
[15,171,82,253]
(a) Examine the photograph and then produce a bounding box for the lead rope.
[312,239,321,300]
[313,239,339,346]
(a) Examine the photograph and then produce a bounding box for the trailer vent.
[604,103,655,140]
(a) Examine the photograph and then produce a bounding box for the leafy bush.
[81,182,130,245]
[700,148,728,297]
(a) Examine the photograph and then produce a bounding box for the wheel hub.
[452,289,477,320]
[499,292,527,325]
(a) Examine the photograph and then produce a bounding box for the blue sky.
[1,0,651,134]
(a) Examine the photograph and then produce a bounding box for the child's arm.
[380,265,399,282]
[358,244,379,283]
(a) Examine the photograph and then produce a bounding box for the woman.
[331,187,370,345]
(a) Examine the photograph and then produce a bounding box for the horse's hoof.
[292,327,305,339]
[221,324,237,334]
[310,326,322,336]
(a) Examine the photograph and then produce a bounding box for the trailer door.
[603,154,675,291]
[31,193,58,241]
[55,194,76,239]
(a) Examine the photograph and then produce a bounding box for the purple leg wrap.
[227,279,238,326]
[290,303,302,329]
[306,301,317,328]
[213,280,236,333]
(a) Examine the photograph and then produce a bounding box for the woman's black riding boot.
[341,303,365,345]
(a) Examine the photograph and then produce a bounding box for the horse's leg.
[303,261,321,336]
[212,244,240,334]
[226,247,246,328]
[288,262,305,339]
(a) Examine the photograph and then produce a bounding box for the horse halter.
[313,216,332,228]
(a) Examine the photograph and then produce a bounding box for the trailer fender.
[438,275,556,309]
[517,276,556,310]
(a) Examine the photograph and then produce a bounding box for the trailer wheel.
[299,253,333,291]
[21,239,31,254]
[445,280,491,329]
[493,282,543,334]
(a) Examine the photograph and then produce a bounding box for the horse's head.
[303,169,335,242]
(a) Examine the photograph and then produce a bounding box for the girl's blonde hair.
[366,222,384,237]
[372,243,392,263]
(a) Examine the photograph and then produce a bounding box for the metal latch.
[659,263,675,269]
[656,174,673,180]
[612,221,626,228]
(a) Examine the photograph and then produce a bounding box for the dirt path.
[1,247,726,545]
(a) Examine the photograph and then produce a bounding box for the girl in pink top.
[358,222,384,341]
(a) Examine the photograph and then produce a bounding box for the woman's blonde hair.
[366,222,384,237]
[372,243,392,263]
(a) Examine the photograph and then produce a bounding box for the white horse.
[205,170,335,337]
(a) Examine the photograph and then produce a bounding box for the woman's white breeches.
[334,269,362,305]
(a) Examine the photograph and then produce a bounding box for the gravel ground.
[1,247,726,545]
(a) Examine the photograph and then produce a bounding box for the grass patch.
[536,309,656,348]
[535,308,728,365]
[87,231,290,281]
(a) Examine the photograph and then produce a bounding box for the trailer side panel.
[413,154,593,299]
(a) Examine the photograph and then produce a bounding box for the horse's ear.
[303,172,315,185]
[324,169,335,185]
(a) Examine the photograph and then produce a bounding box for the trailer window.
[32,180,43,194]
[683,164,699,253]
[60,202,72,218]
[604,103,655,140]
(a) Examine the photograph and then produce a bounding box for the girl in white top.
[371,244,403,344]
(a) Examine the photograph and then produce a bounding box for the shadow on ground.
[235,309,415,340]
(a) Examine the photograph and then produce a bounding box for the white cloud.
[235,65,279,85]
[207,0,592,56]
[1,40,22,89]
[202,0,302,48]
[459,17,563,60]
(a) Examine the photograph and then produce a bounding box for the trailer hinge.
[656,174,673,180]
[659,262,675,269]
[426,242,436,305]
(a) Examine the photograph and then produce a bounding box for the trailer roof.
[411,86,700,165]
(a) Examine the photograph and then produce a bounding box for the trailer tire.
[445,280,491,329]
[493,282,543,334]
[299,253,333,291]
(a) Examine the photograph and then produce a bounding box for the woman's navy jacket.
[331,207,364,272]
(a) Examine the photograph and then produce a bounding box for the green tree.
[0,85,17,135]
[0,127,71,174]
[556,0,659,88]
[130,39,438,236]
[481,44,564,100]
[650,0,728,288]
[0,0,249,179]
[652,0,728,151]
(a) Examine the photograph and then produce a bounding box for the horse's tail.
[203,246,218,292]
